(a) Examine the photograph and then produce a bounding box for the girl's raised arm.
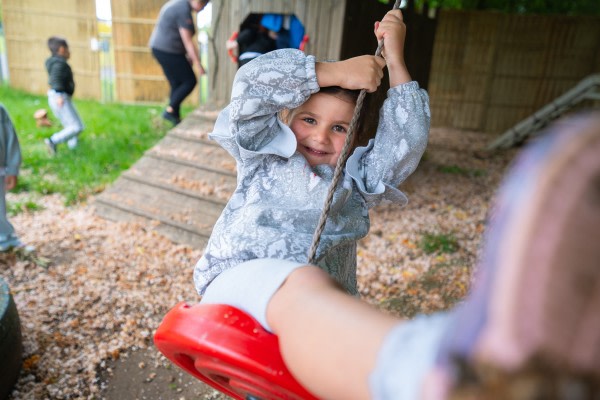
[375,9,411,87]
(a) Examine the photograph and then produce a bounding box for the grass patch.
[438,164,485,177]
[419,231,459,255]
[7,199,43,216]
[1,84,194,205]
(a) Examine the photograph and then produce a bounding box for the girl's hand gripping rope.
[316,55,386,93]
[375,9,411,86]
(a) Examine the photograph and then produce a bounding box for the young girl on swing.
[194,9,429,297]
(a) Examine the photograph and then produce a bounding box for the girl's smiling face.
[289,92,356,167]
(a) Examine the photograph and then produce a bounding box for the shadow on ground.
[99,346,228,400]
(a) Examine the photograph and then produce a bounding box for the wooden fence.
[429,10,600,133]
[2,0,100,99]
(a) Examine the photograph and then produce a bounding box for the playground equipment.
[227,30,310,64]
[0,277,23,399]
[154,303,318,399]
[227,13,310,64]
[487,73,600,150]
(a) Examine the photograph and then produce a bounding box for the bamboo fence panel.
[110,0,199,105]
[209,0,346,105]
[429,10,600,133]
[2,0,100,99]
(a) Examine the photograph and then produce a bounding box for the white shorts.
[199,258,306,331]
[199,257,450,400]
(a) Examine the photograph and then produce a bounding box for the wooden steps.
[94,108,236,248]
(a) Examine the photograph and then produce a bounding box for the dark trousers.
[152,48,197,117]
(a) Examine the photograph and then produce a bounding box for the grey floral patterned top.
[194,49,430,295]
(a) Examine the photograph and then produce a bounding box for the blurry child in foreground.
[0,104,29,252]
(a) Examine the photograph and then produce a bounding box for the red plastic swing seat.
[154,302,319,400]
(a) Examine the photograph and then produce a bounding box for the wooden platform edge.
[94,195,213,239]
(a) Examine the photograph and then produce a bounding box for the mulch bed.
[0,127,518,399]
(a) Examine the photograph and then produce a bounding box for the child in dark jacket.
[44,36,84,155]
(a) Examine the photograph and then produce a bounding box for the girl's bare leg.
[267,266,401,400]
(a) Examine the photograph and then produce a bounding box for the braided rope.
[307,0,403,264]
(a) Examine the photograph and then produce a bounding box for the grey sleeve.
[175,6,194,31]
[346,82,430,208]
[369,313,451,400]
[0,105,22,175]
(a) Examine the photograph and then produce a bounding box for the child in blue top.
[194,10,430,296]
[0,104,24,251]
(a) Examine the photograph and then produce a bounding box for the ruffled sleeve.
[209,49,320,164]
[345,81,430,209]
[0,104,21,176]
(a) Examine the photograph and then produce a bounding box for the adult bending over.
[149,0,209,125]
